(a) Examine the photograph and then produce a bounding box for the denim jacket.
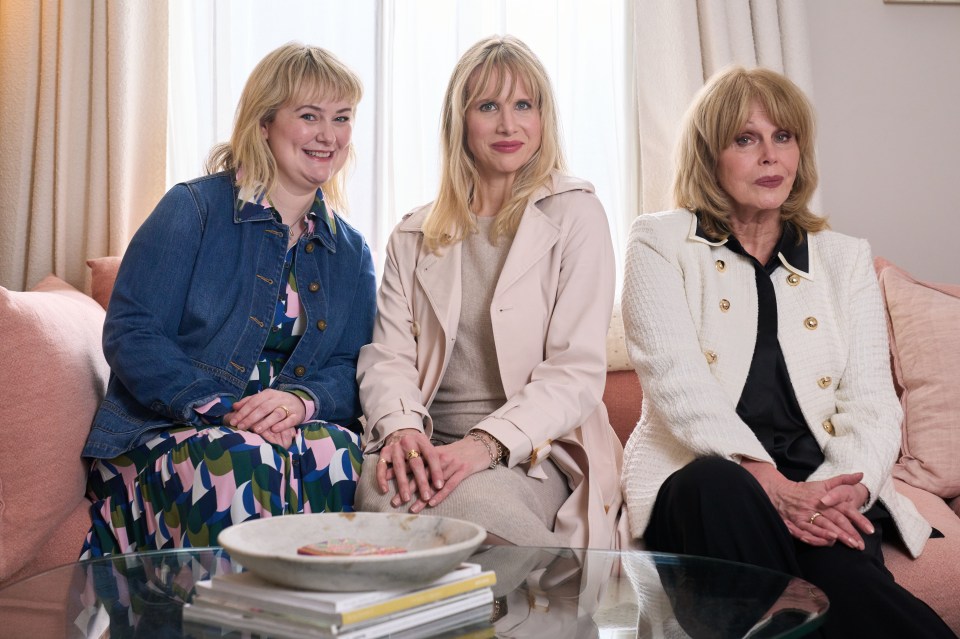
[82,172,376,459]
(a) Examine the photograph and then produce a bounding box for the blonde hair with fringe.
[423,35,566,251]
[673,66,827,241]
[206,43,363,212]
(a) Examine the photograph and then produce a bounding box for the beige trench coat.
[357,173,625,549]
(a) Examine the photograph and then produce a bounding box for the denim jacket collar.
[234,185,338,254]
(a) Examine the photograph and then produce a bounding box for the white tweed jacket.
[620,209,931,558]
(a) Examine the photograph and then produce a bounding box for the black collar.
[693,212,810,277]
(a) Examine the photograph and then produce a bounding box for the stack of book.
[182,562,496,639]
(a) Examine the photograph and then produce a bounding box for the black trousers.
[645,457,956,639]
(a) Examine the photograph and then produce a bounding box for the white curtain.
[0,0,168,291]
[375,0,635,273]
[165,0,810,280]
[166,0,379,244]
[632,0,813,214]
[167,0,634,277]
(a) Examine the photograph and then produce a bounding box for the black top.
[701,219,824,481]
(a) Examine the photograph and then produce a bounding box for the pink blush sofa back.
[0,275,109,583]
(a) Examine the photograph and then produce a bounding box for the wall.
[805,0,960,283]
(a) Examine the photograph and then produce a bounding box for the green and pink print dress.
[82,200,363,558]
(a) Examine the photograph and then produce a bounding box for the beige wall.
[805,0,960,283]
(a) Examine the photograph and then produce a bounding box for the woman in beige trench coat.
[355,35,624,549]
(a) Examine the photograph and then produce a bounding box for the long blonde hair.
[423,35,566,251]
[673,66,827,241]
[206,43,363,212]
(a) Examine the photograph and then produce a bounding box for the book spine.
[340,572,497,626]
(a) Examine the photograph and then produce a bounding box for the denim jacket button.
[308,282,320,293]
[294,365,307,377]
[316,319,327,331]
[305,243,315,254]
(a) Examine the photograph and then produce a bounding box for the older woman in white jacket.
[354,36,624,549]
[621,66,954,637]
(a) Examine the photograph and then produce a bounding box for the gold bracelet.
[468,431,501,470]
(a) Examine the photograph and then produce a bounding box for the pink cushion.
[86,256,122,310]
[0,275,108,581]
[875,258,960,499]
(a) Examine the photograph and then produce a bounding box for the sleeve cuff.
[194,395,236,425]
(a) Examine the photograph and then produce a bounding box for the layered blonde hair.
[422,35,566,251]
[673,66,827,241]
[206,43,363,212]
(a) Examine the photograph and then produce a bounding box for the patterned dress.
[82,198,363,558]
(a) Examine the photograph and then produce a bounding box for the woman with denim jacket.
[80,43,376,556]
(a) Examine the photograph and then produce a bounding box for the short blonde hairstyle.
[673,66,826,241]
[423,35,566,251]
[206,43,363,212]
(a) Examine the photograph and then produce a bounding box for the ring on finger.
[809,511,822,525]
[378,457,389,465]
[406,449,420,460]
[277,405,291,420]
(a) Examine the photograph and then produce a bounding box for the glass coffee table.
[0,546,827,638]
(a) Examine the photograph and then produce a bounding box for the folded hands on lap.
[376,428,492,513]
[224,388,304,448]
[742,459,873,550]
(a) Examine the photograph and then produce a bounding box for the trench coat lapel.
[414,241,462,340]
[493,200,561,299]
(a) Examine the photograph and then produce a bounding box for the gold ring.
[809,512,822,525]
[278,405,291,419]
[406,449,421,460]
[378,457,389,465]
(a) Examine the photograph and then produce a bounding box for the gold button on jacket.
[787,273,801,286]
[821,419,835,435]
[316,319,327,331]
[804,317,819,330]
[818,376,832,389]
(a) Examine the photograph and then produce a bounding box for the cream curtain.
[633,0,813,214]
[374,0,635,278]
[0,0,168,291]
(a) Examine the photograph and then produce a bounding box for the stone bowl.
[218,512,487,591]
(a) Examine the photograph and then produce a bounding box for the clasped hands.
[224,388,306,448]
[375,428,495,514]
[743,460,873,551]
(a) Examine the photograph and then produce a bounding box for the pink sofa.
[603,257,960,633]
[1,256,958,633]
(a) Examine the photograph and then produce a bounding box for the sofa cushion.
[875,258,960,500]
[606,302,632,372]
[0,275,109,581]
[86,256,122,310]
[882,480,960,632]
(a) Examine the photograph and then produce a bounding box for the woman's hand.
[260,427,297,449]
[743,460,873,550]
[808,478,873,547]
[376,429,444,506]
[403,436,494,514]
[225,389,304,436]
[376,430,493,513]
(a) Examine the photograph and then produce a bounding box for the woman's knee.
[665,456,758,501]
